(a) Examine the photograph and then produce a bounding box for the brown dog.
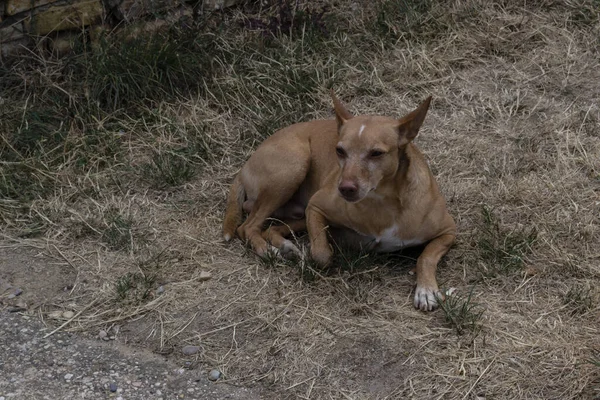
[223,91,456,311]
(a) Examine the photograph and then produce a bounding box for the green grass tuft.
[142,150,197,189]
[102,208,134,251]
[476,205,537,277]
[439,288,485,337]
[563,284,595,315]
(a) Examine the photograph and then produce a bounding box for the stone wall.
[0,0,240,58]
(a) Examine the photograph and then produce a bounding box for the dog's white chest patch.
[373,225,424,253]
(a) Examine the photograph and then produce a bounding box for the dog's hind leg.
[262,219,306,258]
[222,174,245,242]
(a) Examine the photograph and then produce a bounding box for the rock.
[7,288,22,299]
[199,271,211,281]
[64,373,73,380]
[62,311,75,319]
[98,330,108,340]
[109,382,117,392]
[24,0,103,35]
[156,285,165,295]
[207,369,221,381]
[5,0,54,15]
[181,345,199,356]
[48,310,63,320]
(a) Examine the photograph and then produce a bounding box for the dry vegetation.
[1,0,599,398]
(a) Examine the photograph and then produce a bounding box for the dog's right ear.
[331,89,353,128]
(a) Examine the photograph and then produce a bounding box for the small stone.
[156,285,165,294]
[208,369,221,381]
[109,382,117,392]
[14,288,23,296]
[16,300,27,309]
[199,271,212,281]
[98,330,108,340]
[62,311,75,319]
[182,345,199,356]
[64,373,74,380]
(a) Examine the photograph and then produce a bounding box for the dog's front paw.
[414,285,443,311]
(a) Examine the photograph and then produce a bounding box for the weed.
[245,0,330,43]
[142,150,197,189]
[115,271,156,303]
[438,288,485,337]
[476,206,537,277]
[587,349,600,367]
[72,28,218,112]
[101,208,134,251]
[257,245,285,269]
[372,0,444,43]
[563,284,595,315]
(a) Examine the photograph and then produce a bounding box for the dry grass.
[1,0,600,398]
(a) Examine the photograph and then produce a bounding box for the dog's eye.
[336,147,347,158]
[369,150,385,158]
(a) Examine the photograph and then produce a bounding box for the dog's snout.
[338,181,358,200]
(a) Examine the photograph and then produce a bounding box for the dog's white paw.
[280,240,302,259]
[414,285,443,311]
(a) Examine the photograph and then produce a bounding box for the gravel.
[0,311,260,399]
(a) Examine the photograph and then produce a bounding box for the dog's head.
[331,90,432,203]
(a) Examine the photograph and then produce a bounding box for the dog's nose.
[339,182,358,199]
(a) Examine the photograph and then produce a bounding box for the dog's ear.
[396,96,432,146]
[331,89,353,128]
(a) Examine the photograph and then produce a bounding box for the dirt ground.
[1,0,600,399]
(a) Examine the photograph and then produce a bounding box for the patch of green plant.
[115,271,156,303]
[101,208,134,250]
[72,28,219,112]
[476,205,537,277]
[244,0,331,46]
[372,0,447,44]
[0,162,54,201]
[142,150,197,189]
[563,284,595,315]
[438,288,485,336]
[587,350,600,367]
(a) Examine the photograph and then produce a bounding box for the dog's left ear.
[396,96,432,146]
[331,89,353,128]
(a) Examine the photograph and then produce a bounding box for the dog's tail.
[222,173,245,242]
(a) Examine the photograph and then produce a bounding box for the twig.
[461,356,497,400]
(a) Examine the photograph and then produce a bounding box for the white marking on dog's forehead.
[358,124,365,137]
